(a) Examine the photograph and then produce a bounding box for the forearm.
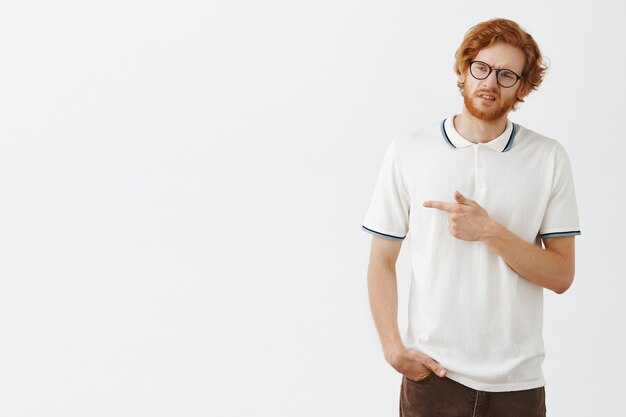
[481,220,573,294]
[367,262,405,362]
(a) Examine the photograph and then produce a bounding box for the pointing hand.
[423,190,494,241]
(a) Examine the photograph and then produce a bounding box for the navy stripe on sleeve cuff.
[361,226,405,241]
[540,230,581,238]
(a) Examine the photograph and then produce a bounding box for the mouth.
[478,93,497,102]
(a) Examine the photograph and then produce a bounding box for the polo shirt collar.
[440,115,517,152]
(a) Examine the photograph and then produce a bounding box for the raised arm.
[424,190,577,294]
[481,226,575,294]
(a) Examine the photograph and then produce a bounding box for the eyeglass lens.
[470,62,518,88]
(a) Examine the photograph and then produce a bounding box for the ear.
[515,77,532,101]
[516,85,529,101]
[457,73,466,94]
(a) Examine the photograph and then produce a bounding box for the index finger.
[422,200,457,212]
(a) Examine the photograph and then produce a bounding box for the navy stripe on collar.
[502,123,517,152]
[440,118,518,153]
[440,119,456,148]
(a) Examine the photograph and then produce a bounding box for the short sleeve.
[539,142,581,239]
[361,138,410,241]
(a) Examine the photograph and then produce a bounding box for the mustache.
[475,89,500,98]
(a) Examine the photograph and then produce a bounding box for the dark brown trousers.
[400,373,546,417]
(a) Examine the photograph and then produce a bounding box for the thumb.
[424,357,447,377]
[455,190,476,206]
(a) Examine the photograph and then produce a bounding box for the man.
[362,18,580,417]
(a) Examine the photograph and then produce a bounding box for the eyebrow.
[474,60,522,75]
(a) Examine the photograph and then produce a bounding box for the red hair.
[454,18,548,107]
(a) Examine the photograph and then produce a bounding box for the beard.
[462,87,517,122]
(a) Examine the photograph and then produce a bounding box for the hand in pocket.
[387,347,447,381]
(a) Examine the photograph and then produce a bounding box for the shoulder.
[513,123,569,156]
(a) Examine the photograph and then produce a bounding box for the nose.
[481,70,499,89]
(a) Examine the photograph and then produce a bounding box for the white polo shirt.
[362,115,581,392]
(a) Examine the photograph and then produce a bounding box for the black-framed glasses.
[469,60,523,88]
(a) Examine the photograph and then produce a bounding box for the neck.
[453,108,509,143]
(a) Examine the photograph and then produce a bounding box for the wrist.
[383,343,406,365]
[481,218,503,243]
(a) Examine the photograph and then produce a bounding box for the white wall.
[0,1,623,416]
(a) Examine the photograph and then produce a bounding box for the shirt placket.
[474,144,486,195]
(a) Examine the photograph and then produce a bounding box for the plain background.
[0,1,624,416]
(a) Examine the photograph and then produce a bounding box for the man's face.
[459,42,526,122]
